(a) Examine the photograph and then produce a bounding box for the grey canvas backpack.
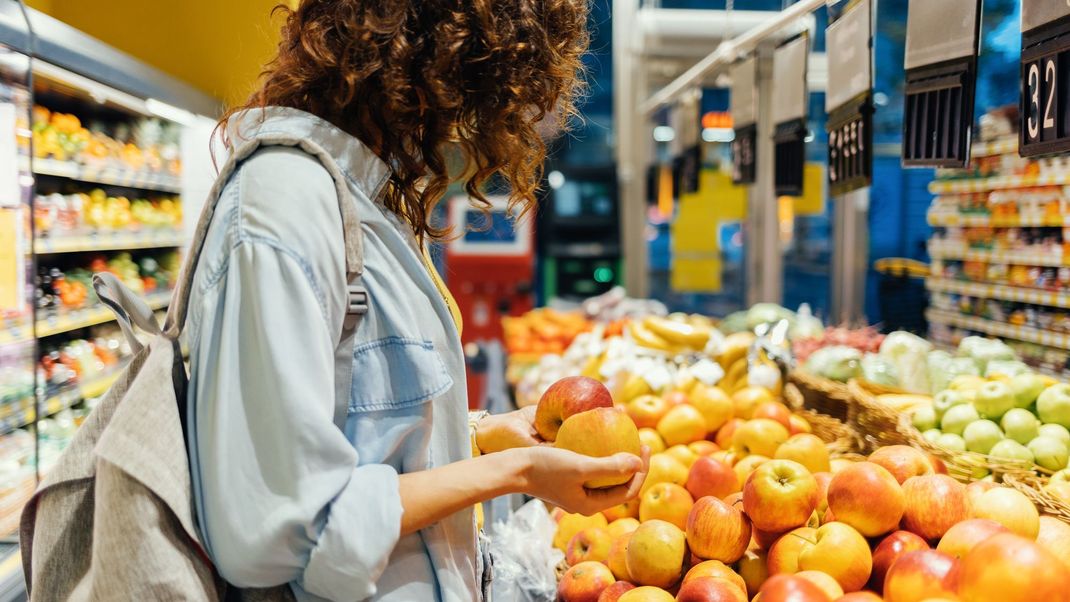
[19,133,370,601]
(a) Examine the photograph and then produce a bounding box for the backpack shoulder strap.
[165,135,373,429]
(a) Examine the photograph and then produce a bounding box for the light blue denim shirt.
[185,108,479,601]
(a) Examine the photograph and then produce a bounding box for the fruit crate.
[786,370,853,423]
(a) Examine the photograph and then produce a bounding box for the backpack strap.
[165,135,378,429]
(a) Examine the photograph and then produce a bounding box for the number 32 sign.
[1020,0,1070,156]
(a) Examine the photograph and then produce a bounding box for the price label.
[826,0,874,194]
[827,100,873,196]
[732,125,757,185]
[1020,1,1070,157]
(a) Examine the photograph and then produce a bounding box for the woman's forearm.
[397,448,530,536]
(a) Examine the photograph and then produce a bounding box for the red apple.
[603,500,640,523]
[536,376,614,441]
[715,418,745,449]
[900,475,969,541]
[767,527,817,575]
[869,530,930,592]
[743,460,820,533]
[682,560,747,594]
[926,453,948,475]
[686,496,751,563]
[558,560,617,602]
[607,534,632,581]
[957,533,1070,602]
[665,390,691,406]
[794,571,844,601]
[567,528,614,565]
[788,414,813,435]
[687,457,741,500]
[753,526,789,551]
[882,549,958,602]
[689,440,720,457]
[796,522,872,592]
[752,401,793,430]
[813,472,833,517]
[627,395,672,429]
[867,445,934,485]
[597,581,636,602]
[556,407,642,488]
[835,593,883,602]
[758,574,831,602]
[936,518,1008,559]
[825,462,905,537]
[676,577,748,602]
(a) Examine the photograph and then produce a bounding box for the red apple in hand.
[675,577,748,602]
[826,462,905,537]
[686,496,751,563]
[900,475,968,541]
[687,456,740,500]
[867,445,934,484]
[743,460,820,533]
[869,530,929,592]
[758,574,831,602]
[597,581,636,602]
[535,376,614,441]
[882,549,958,602]
[555,407,642,488]
[958,533,1070,602]
[558,561,616,602]
[936,518,1008,559]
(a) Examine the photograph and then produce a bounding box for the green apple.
[989,439,1035,465]
[1052,468,1070,484]
[1001,408,1041,445]
[1037,384,1070,429]
[1010,373,1048,409]
[963,419,1004,454]
[941,403,980,435]
[912,406,938,432]
[934,390,968,419]
[1028,436,1069,471]
[937,432,967,452]
[1039,423,1070,446]
[922,429,942,443]
[974,381,1016,420]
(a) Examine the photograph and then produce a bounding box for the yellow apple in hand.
[556,407,642,488]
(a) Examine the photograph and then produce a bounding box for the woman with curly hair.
[186,1,648,600]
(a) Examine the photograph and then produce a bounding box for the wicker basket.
[788,370,853,423]
[786,383,865,456]
[895,414,1042,484]
[1004,473,1070,526]
[847,379,917,451]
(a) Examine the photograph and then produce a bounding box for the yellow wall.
[24,0,293,107]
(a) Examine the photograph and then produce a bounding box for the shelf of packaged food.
[928,173,1070,195]
[33,158,182,194]
[34,230,184,254]
[0,370,121,437]
[971,137,1018,158]
[926,308,1070,351]
[0,290,171,346]
[927,213,1070,228]
[926,278,1070,309]
[927,245,1068,268]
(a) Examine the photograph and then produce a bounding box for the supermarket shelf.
[926,278,1070,309]
[34,230,184,254]
[0,370,121,437]
[928,173,1070,195]
[927,213,1070,228]
[926,308,1070,351]
[33,158,182,193]
[972,137,1018,158]
[0,290,171,346]
[927,246,1069,268]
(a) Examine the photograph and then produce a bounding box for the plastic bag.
[790,303,825,340]
[861,353,899,387]
[489,500,564,602]
[805,346,863,382]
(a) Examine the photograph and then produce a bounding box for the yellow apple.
[732,418,790,458]
[657,404,708,447]
[603,500,640,522]
[682,560,747,594]
[626,519,688,589]
[774,433,831,474]
[555,512,608,551]
[641,453,689,496]
[665,444,700,468]
[607,517,640,539]
[688,440,720,456]
[969,487,1040,539]
[607,533,632,581]
[690,384,734,433]
[732,454,770,486]
[566,528,613,565]
[796,522,872,592]
[767,526,817,575]
[618,586,675,602]
[1035,515,1070,572]
[638,428,666,454]
[732,387,775,419]
[795,570,844,600]
[556,407,642,488]
[742,459,820,533]
[639,482,694,530]
[738,549,769,598]
[628,395,672,429]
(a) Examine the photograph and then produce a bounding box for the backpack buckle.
[347,283,369,316]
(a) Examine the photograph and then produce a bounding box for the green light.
[593,267,614,283]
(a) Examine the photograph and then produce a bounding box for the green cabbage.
[879,331,933,393]
[861,353,898,387]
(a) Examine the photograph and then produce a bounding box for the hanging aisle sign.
[731,56,758,185]
[1020,1,1070,157]
[671,91,703,195]
[901,0,983,168]
[772,34,810,196]
[826,0,874,196]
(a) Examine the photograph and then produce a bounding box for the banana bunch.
[627,315,718,354]
[876,393,933,413]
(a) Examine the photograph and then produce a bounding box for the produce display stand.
[846,379,917,451]
[786,369,852,423]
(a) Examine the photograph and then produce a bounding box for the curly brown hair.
[220,0,590,242]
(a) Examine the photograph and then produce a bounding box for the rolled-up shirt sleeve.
[189,238,402,601]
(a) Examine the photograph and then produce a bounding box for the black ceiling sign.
[826,0,874,196]
[772,34,810,197]
[731,57,758,185]
[1019,1,1070,157]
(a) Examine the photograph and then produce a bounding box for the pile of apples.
[542,376,1070,602]
[911,373,1070,497]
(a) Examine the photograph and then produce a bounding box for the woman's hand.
[518,446,650,517]
[475,406,543,454]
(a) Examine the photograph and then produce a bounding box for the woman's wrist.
[494,447,533,496]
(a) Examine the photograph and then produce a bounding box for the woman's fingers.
[578,452,644,482]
